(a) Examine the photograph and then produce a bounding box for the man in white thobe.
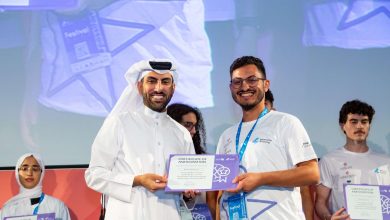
[85,59,195,219]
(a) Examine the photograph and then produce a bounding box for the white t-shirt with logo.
[216,110,317,220]
[319,147,390,213]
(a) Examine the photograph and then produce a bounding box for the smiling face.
[137,71,175,112]
[230,64,269,111]
[18,156,42,189]
[341,113,370,143]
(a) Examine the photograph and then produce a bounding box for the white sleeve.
[85,116,135,203]
[319,156,333,189]
[282,116,317,166]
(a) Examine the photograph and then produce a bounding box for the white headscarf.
[7,153,45,204]
[109,59,177,116]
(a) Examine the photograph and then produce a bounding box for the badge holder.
[227,193,248,220]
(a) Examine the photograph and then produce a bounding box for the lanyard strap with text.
[33,193,45,215]
[235,108,268,162]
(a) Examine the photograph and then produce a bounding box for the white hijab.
[6,153,45,204]
[109,59,177,116]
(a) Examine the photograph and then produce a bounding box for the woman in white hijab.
[0,153,70,220]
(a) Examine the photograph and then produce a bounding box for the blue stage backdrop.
[0,0,389,166]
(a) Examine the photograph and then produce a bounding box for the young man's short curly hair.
[339,99,375,124]
[229,56,267,79]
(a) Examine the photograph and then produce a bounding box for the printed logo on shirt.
[373,167,388,175]
[302,142,312,148]
[340,162,352,170]
[252,138,272,144]
[340,170,355,183]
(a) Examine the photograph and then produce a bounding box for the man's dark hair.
[229,56,267,79]
[167,103,206,154]
[339,99,375,124]
[265,89,274,104]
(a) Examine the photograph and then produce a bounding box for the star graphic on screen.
[45,12,155,112]
[338,0,390,30]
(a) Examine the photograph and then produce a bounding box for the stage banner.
[39,0,213,116]
[303,0,390,49]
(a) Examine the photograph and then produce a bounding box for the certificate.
[166,154,239,191]
[4,213,55,220]
[344,184,390,220]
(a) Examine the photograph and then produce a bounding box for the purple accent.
[4,212,55,220]
[338,0,390,30]
[0,0,76,10]
[165,154,239,192]
[37,213,55,220]
[191,203,212,220]
[99,18,155,56]
[344,184,390,220]
[380,185,390,220]
[246,199,277,220]
[221,198,277,220]
[212,154,239,190]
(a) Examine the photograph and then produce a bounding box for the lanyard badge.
[227,193,248,220]
[235,108,268,162]
[227,108,268,220]
[33,193,45,215]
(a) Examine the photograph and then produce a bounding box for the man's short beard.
[240,103,258,111]
[231,91,265,112]
[143,93,173,112]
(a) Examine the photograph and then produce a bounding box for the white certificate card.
[167,155,215,190]
[344,184,383,220]
[166,154,239,191]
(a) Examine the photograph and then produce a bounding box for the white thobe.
[85,106,194,219]
[0,194,70,220]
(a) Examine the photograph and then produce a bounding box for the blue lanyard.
[33,193,45,215]
[235,108,268,162]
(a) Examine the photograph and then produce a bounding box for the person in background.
[167,103,218,219]
[315,100,390,220]
[167,103,206,154]
[85,59,195,220]
[0,153,70,220]
[264,89,275,111]
[216,56,319,219]
[264,89,315,220]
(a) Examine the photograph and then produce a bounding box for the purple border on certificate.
[344,184,390,220]
[4,212,55,220]
[166,154,239,192]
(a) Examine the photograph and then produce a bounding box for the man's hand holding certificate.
[166,154,239,191]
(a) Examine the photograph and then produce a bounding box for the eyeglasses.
[18,165,41,173]
[181,122,197,132]
[230,76,265,89]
